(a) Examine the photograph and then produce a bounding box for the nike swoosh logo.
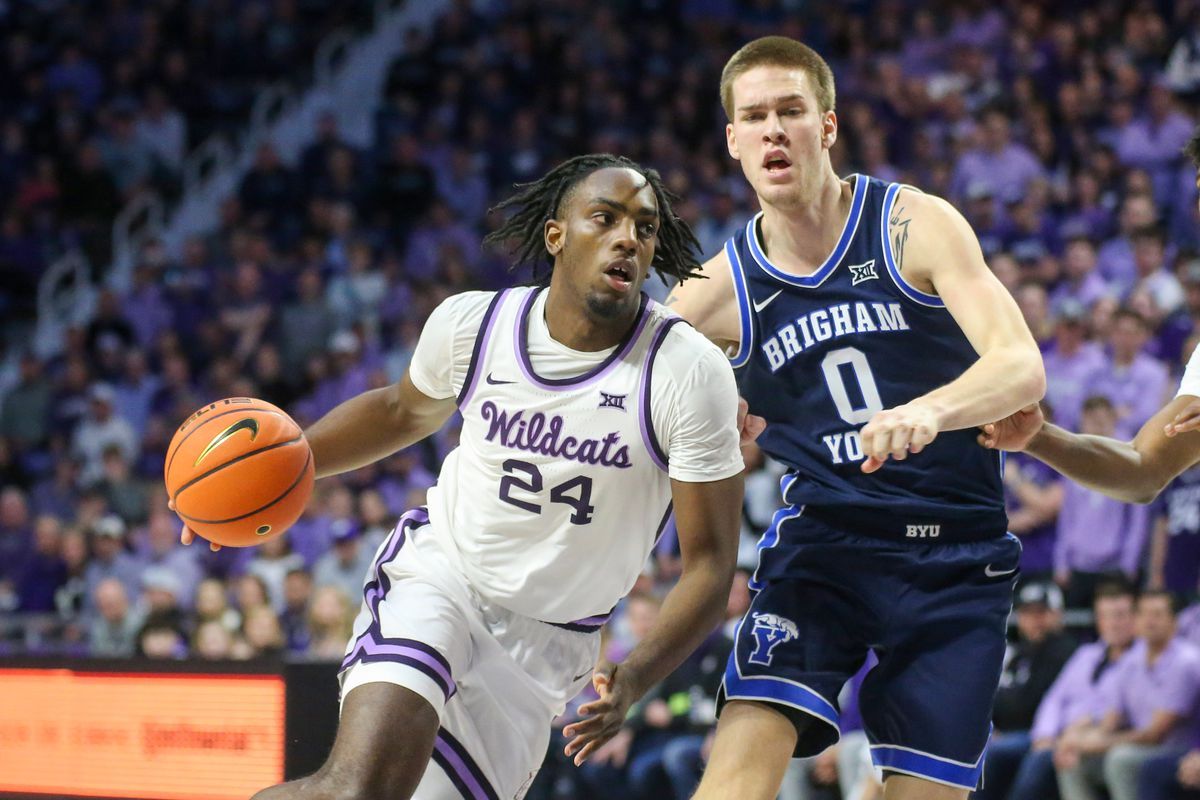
[752,289,783,313]
[571,669,593,683]
[486,373,515,385]
[984,564,1018,578]
[194,418,260,466]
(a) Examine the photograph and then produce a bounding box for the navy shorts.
[718,508,1019,791]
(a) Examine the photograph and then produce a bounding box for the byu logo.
[748,612,799,666]
[906,524,941,538]
[599,392,627,411]
[848,260,878,286]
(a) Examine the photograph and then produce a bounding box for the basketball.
[165,398,314,547]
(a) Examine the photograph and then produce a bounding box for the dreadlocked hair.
[483,153,704,286]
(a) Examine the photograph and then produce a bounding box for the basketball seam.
[172,433,305,500]
[166,406,288,477]
[176,449,312,525]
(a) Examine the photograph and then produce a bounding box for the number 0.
[821,347,883,424]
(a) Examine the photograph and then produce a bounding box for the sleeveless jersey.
[726,174,1006,540]
[427,287,684,623]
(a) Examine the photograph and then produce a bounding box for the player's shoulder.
[431,288,508,326]
[646,301,732,377]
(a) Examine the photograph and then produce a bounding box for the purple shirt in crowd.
[1104,637,1200,747]
[1056,481,1149,576]
[1043,341,1107,432]
[1085,353,1171,440]
[1179,605,1200,650]
[1031,641,1126,740]
[1155,464,1200,596]
[951,144,1045,204]
[1006,453,1060,574]
[1049,274,1112,319]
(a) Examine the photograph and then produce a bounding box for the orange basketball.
[165,397,314,547]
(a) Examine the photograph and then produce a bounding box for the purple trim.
[653,501,674,547]
[638,318,685,471]
[431,727,501,800]
[514,288,651,390]
[457,290,510,407]
[340,508,458,700]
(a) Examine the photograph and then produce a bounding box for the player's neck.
[758,171,853,276]
[542,286,637,352]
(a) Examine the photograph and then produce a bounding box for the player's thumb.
[592,661,615,695]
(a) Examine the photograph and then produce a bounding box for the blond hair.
[720,36,836,119]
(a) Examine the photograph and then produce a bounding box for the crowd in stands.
[5,0,1200,797]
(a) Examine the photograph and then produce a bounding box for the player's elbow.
[1016,350,1047,406]
[1128,470,1172,505]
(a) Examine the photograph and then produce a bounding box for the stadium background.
[1,0,1200,798]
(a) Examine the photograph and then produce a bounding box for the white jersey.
[1179,345,1200,398]
[409,286,742,623]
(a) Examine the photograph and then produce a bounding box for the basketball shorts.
[717,508,1020,792]
[339,508,600,800]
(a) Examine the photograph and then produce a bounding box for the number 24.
[499,459,595,525]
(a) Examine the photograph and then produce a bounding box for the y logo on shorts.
[748,612,799,666]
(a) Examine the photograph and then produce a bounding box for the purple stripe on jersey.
[638,318,685,470]
[458,290,511,407]
[514,287,651,390]
[344,634,455,699]
[340,507,457,699]
[433,728,501,800]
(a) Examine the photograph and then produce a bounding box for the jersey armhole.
[638,318,688,472]
[456,289,510,407]
[880,183,946,309]
[725,239,756,368]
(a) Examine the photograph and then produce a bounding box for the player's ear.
[821,110,838,150]
[544,218,565,257]
[726,122,740,161]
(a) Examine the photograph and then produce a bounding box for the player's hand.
[562,661,639,766]
[859,402,940,473]
[977,404,1044,452]
[168,499,220,551]
[1165,399,1200,437]
[1178,750,1200,787]
[737,397,766,446]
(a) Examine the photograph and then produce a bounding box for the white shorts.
[338,508,600,800]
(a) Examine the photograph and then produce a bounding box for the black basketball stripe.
[171,432,305,498]
[176,449,312,525]
[166,406,288,477]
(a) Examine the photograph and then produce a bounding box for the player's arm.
[860,190,1046,471]
[564,342,745,764]
[563,473,744,765]
[980,396,1200,504]
[305,374,457,479]
[664,250,741,352]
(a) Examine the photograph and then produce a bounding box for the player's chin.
[586,285,640,319]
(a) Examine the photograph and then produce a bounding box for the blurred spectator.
[1149,463,1200,598]
[88,577,142,657]
[242,605,285,659]
[1054,397,1151,608]
[16,515,67,613]
[280,567,314,653]
[1003,445,1064,578]
[194,619,236,660]
[0,352,52,450]
[194,576,241,634]
[72,384,138,486]
[1056,591,1200,800]
[990,582,1138,800]
[1085,308,1171,440]
[307,584,354,660]
[82,514,140,611]
[136,612,187,659]
[313,519,373,604]
[0,486,33,606]
[978,581,1078,800]
[247,533,304,613]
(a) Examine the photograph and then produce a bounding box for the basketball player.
[979,132,1200,500]
[666,38,1046,800]
[181,155,747,799]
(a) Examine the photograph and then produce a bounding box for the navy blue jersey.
[726,174,1006,540]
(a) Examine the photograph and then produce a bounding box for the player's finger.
[860,455,885,473]
[180,525,195,546]
[736,397,749,428]
[887,426,910,460]
[977,432,996,449]
[572,700,613,720]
